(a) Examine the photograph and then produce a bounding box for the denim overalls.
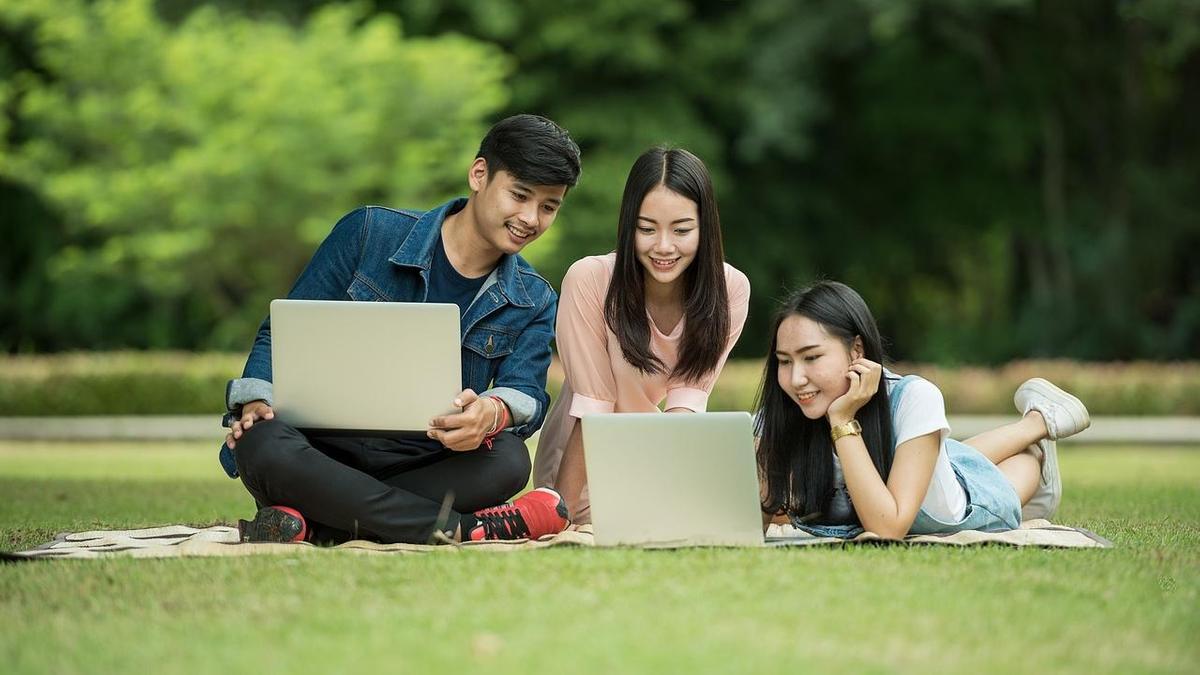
[793,375,1023,538]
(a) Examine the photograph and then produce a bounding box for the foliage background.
[2,0,1198,363]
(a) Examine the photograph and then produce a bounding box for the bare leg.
[554,419,591,525]
[962,411,1048,465]
[997,452,1041,505]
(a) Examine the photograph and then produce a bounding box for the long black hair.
[604,147,731,383]
[754,281,895,520]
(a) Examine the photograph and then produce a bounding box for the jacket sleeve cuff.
[226,377,274,411]
[481,387,537,429]
[664,387,709,413]
[569,393,616,418]
[218,442,239,478]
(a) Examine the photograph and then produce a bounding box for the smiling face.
[467,159,567,256]
[634,185,700,289]
[775,314,863,420]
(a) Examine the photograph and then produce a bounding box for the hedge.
[1,353,1197,416]
[705,359,1200,416]
[0,352,244,416]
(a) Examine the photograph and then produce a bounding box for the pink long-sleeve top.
[533,252,751,514]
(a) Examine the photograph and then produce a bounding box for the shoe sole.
[1015,378,1091,440]
[238,507,305,543]
[532,487,570,521]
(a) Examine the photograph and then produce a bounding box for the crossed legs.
[961,412,1047,505]
[234,419,530,544]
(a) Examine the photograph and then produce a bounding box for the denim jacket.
[219,198,557,477]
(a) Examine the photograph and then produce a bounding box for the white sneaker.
[1013,378,1085,521]
[1020,439,1061,521]
[1013,378,1091,441]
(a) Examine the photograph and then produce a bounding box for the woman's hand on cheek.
[826,358,883,426]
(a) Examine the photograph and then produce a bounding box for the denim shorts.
[907,438,1022,534]
[791,440,1022,539]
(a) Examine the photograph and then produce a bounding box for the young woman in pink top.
[533,147,752,523]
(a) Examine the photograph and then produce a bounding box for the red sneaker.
[469,488,570,541]
[238,505,307,543]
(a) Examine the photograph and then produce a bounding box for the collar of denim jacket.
[388,197,534,308]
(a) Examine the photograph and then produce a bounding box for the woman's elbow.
[872,525,909,540]
[863,513,914,540]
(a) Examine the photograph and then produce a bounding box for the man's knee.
[489,432,532,497]
[233,419,302,479]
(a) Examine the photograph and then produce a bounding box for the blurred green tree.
[378,0,1200,361]
[1,0,1196,362]
[722,0,1200,361]
[1,0,509,349]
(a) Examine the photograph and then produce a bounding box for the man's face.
[468,160,568,256]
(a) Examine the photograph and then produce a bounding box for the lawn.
[1,441,1197,674]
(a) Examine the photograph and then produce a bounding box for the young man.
[219,114,581,545]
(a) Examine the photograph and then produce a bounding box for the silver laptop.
[270,299,461,433]
[582,412,767,547]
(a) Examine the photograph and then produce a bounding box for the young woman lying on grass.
[756,281,1092,538]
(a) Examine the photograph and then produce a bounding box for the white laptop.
[270,299,461,433]
[582,412,770,547]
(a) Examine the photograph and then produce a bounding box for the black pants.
[233,419,530,544]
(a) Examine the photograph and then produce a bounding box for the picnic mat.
[5,519,1110,560]
[766,519,1112,548]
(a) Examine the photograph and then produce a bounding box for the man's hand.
[226,399,274,449]
[427,389,505,451]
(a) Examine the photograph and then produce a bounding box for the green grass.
[2,442,1198,674]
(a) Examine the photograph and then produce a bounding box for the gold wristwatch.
[830,419,862,442]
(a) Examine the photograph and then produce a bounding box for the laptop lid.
[270,299,461,433]
[581,412,765,547]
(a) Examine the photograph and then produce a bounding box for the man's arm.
[478,288,556,439]
[425,289,555,451]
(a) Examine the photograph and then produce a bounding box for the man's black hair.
[476,114,581,188]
